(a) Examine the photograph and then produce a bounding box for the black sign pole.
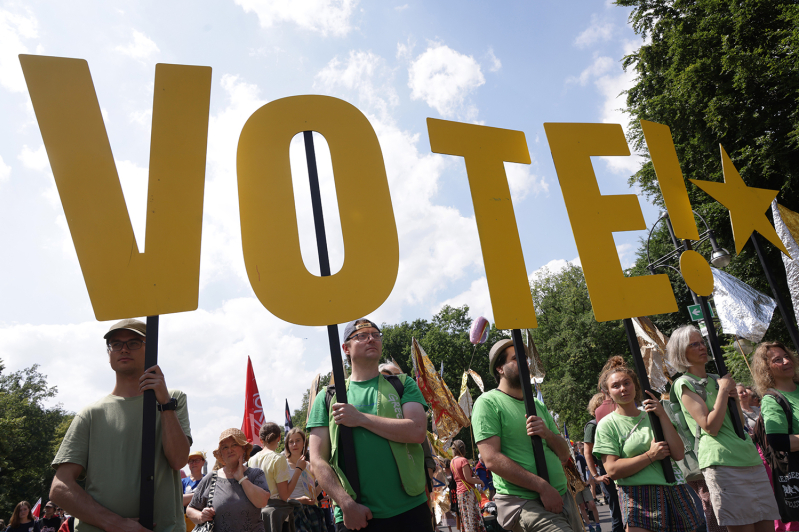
[622,318,676,483]
[510,328,549,483]
[303,131,361,500]
[750,233,799,352]
[663,217,745,439]
[139,314,159,529]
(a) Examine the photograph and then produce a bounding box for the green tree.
[290,373,331,433]
[530,265,629,438]
[0,360,72,518]
[618,0,799,346]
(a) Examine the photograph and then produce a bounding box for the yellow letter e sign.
[544,123,677,322]
[19,55,212,321]
[237,96,399,326]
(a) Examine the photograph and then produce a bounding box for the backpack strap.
[325,374,405,412]
[767,389,794,434]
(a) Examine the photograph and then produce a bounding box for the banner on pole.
[241,357,264,444]
[711,267,776,343]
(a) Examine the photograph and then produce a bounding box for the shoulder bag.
[194,472,218,532]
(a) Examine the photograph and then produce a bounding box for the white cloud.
[575,14,614,48]
[0,7,38,93]
[116,160,149,252]
[395,4,409,11]
[18,144,49,172]
[0,155,10,182]
[408,43,485,120]
[234,0,358,37]
[568,55,614,86]
[315,51,398,119]
[437,277,494,323]
[486,48,501,72]
[505,162,548,201]
[528,257,581,285]
[115,30,160,62]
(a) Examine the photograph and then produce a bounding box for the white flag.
[772,200,799,324]
[711,267,776,343]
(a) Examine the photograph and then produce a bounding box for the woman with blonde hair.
[751,340,799,529]
[666,324,777,532]
[187,428,271,532]
[593,356,702,532]
[449,439,486,532]
[6,501,39,532]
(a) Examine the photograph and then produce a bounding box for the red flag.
[241,356,264,444]
[31,498,41,518]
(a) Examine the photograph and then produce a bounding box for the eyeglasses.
[687,341,705,349]
[350,332,382,342]
[188,458,204,464]
[107,339,146,351]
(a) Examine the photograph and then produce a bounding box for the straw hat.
[212,428,253,465]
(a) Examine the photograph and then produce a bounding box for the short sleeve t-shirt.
[451,456,471,494]
[583,420,597,444]
[762,387,799,435]
[248,448,290,497]
[595,399,615,423]
[673,374,761,469]
[472,390,568,499]
[52,390,192,532]
[189,468,270,532]
[593,410,681,486]
[307,375,429,522]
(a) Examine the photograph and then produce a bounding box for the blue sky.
[0,0,662,462]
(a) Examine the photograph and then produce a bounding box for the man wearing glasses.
[308,318,433,532]
[50,319,192,532]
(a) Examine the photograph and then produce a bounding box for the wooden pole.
[623,318,676,483]
[510,328,549,482]
[304,131,361,500]
[139,315,159,530]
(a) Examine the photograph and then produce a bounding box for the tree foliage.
[618,0,799,347]
[0,360,72,518]
[530,265,629,438]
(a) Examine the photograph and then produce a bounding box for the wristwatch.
[157,398,178,412]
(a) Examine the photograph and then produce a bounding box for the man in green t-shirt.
[472,339,580,532]
[50,319,192,532]
[308,318,432,532]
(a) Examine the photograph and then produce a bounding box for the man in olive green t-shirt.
[473,339,580,532]
[50,319,192,532]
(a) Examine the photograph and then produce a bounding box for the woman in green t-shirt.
[593,356,702,532]
[666,325,778,531]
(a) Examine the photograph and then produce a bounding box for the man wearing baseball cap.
[50,319,192,532]
[308,318,433,531]
[471,339,580,532]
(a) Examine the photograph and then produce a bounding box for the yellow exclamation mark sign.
[641,120,714,297]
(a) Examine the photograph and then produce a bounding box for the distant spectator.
[38,503,61,532]
[7,501,40,532]
[736,384,760,435]
[450,440,487,532]
[182,450,206,531]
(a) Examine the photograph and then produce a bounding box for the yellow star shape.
[690,145,789,256]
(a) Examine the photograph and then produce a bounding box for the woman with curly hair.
[593,356,702,532]
[751,340,799,530]
[667,325,777,532]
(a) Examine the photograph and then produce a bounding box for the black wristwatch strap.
[157,398,177,412]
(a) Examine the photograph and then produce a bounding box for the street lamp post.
[646,212,746,440]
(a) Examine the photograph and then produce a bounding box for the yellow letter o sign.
[237,95,399,326]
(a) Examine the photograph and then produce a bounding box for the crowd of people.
[6,317,799,532]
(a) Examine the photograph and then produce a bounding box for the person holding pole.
[593,356,702,532]
[667,325,778,532]
[472,339,579,532]
[50,319,192,532]
[308,318,431,532]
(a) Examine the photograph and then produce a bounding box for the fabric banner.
[285,399,293,433]
[773,200,799,324]
[467,369,484,392]
[711,267,777,343]
[411,338,470,441]
[241,356,264,444]
[31,498,41,519]
[525,329,546,382]
[458,372,473,418]
[632,316,676,392]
